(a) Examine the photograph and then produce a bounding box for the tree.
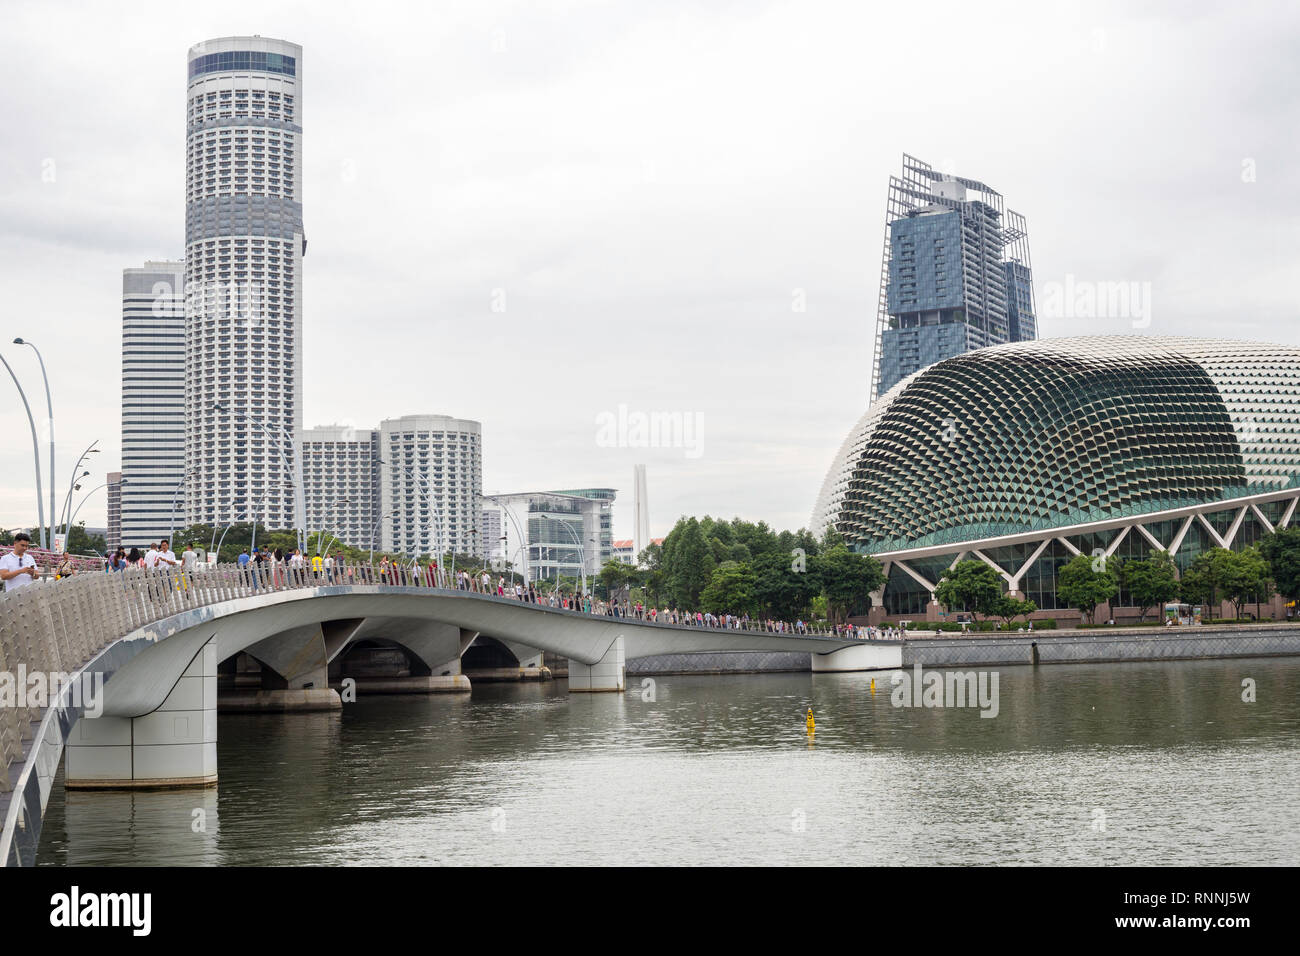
[1258,527,1300,603]
[934,559,1004,619]
[1219,547,1272,619]
[752,549,822,620]
[1055,553,1118,624]
[1118,550,1180,622]
[818,545,886,624]
[1180,548,1234,612]
[598,559,634,601]
[660,517,715,608]
[992,595,1038,628]
[699,561,758,616]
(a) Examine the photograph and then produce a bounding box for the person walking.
[1,532,41,591]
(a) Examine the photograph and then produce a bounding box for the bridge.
[0,564,899,866]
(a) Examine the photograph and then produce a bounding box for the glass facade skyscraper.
[871,154,1036,398]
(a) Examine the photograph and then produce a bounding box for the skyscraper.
[301,425,379,551]
[183,36,305,534]
[121,261,185,547]
[106,471,122,551]
[378,415,483,558]
[870,154,1035,399]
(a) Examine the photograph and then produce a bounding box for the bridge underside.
[4,585,867,865]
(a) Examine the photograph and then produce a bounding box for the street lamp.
[0,350,46,547]
[66,478,125,540]
[374,457,445,568]
[482,495,529,583]
[168,468,201,542]
[211,402,304,551]
[12,338,54,553]
[59,440,99,537]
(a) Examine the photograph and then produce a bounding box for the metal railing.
[1,562,872,787]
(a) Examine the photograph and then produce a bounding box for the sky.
[2,0,1298,540]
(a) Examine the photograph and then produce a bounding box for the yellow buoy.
[805,707,815,734]
[870,678,876,695]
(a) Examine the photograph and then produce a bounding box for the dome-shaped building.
[812,336,1300,617]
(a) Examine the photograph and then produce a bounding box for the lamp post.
[66,478,124,540]
[211,403,304,551]
[482,495,529,583]
[12,338,54,553]
[167,468,200,543]
[374,457,445,570]
[59,440,99,537]
[1,351,46,547]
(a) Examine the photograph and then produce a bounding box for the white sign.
[53,533,66,554]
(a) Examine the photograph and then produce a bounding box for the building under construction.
[871,154,1036,399]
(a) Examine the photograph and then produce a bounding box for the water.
[36,658,1300,865]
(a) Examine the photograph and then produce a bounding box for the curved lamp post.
[12,338,54,552]
[59,440,99,536]
[66,478,125,541]
[211,403,304,551]
[0,351,46,547]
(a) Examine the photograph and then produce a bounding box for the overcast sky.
[2,0,1298,540]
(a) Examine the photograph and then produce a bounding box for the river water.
[36,657,1300,865]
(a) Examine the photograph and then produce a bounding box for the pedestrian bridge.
[0,565,899,865]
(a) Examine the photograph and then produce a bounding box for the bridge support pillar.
[810,642,904,673]
[568,637,625,693]
[66,639,218,789]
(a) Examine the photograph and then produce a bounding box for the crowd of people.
[4,535,888,640]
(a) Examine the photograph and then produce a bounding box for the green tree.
[660,517,715,608]
[752,549,822,620]
[1118,550,1180,623]
[598,559,634,601]
[992,595,1038,628]
[818,545,887,624]
[934,559,1004,619]
[1179,548,1234,612]
[699,561,758,615]
[1056,553,1118,624]
[1258,527,1300,603]
[1219,547,1272,619]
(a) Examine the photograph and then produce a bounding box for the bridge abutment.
[66,639,218,790]
[568,637,625,692]
[810,642,904,672]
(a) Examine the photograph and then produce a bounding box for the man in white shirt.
[144,542,160,568]
[155,538,178,569]
[182,544,199,571]
[1,532,41,592]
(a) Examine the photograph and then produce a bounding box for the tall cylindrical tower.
[184,36,305,535]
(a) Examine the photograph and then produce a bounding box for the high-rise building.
[485,490,615,585]
[378,415,482,557]
[632,464,649,559]
[547,487,616,568]
[121,261,186,547]
[106,471,123,551]
[871,154,1035,399]
[302,425,379,551]
[480,507,504,565]
[184,36,305,533]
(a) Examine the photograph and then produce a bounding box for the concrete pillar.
[220,623,341,712]
[66,639,218,789]
[810,642,904,672]
[568,636,625,693]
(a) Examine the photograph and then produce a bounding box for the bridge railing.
[2,562,873,786]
